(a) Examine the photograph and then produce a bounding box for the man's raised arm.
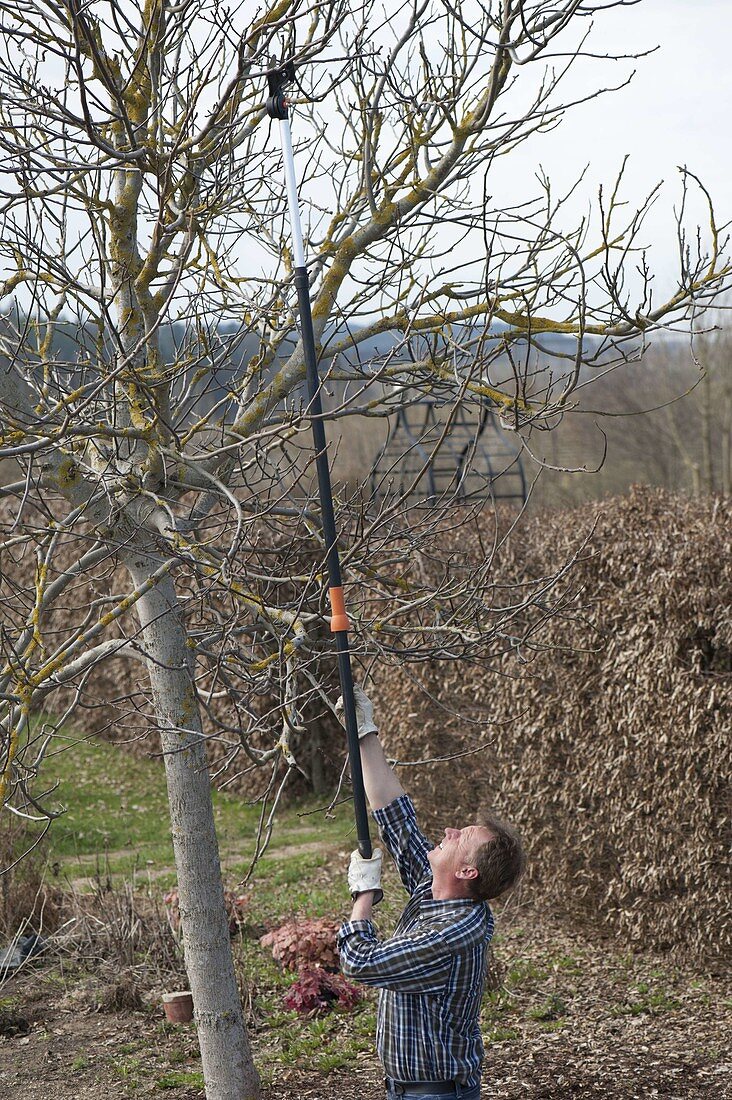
[342,685,433,904]
[348,686,405,811]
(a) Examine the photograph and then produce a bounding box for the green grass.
[262,1002,376,1071]
[111,1056,147,1083]
[155,1070,205,1089]
[505,959,550,986]
[550,954,584,974]
[117,1042,144,1056]
[610,987,681,1017]
[28,733,354,886]
[528,993,568,1022]
[481,986,525,1046]
[484,1025,519,1043]
[39,734,256,873]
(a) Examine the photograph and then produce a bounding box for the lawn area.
[35,734,355,892]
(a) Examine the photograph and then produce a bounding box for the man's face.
[428,824,494,880]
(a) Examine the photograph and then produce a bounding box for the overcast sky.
[483,0,732,305]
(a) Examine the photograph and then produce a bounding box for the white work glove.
[336,683,379,739]
[348,848,383,904]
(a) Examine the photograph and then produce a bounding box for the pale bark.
[126,550,260,1100]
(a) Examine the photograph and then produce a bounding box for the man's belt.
[386,1080,473,1097]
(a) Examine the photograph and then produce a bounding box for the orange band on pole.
[328,586,350,633]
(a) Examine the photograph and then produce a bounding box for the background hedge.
[369,487,731,959]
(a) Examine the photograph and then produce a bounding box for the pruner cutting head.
[266,60,296,120]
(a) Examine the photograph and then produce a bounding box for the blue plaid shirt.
[337,795,494,1084]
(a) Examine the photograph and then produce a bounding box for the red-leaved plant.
[260,918,361,1017]
[259,917,340,972]
[283,966,361,1016]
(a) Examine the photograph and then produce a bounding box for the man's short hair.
[467,812,526,901]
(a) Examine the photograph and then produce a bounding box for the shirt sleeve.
[372,794,433,895]
[337,919,452,994]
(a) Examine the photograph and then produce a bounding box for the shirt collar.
[421,891,481,914]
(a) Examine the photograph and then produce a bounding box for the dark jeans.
[385,1079,481,1100]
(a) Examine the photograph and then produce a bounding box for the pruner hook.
[266,60,296,120]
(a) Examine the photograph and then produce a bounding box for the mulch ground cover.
[1,902,728,1099]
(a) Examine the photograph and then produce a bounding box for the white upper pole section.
[278,117,306,269]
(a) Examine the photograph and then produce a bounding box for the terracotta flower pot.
[162,990,194,1023]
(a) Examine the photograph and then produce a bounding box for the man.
[337,687,525,1100]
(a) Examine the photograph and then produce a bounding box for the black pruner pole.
[266,63,372,859]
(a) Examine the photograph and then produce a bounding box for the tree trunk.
[126,550,261,1100]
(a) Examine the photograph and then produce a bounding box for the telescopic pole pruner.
[266,62,372,859]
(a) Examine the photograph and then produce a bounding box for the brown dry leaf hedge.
[370,487,731,960]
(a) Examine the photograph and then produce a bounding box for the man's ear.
[456,865,478,881]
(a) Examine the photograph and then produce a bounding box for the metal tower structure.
[370,397,527,505]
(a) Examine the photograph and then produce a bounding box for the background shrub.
[371,487,731,959]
